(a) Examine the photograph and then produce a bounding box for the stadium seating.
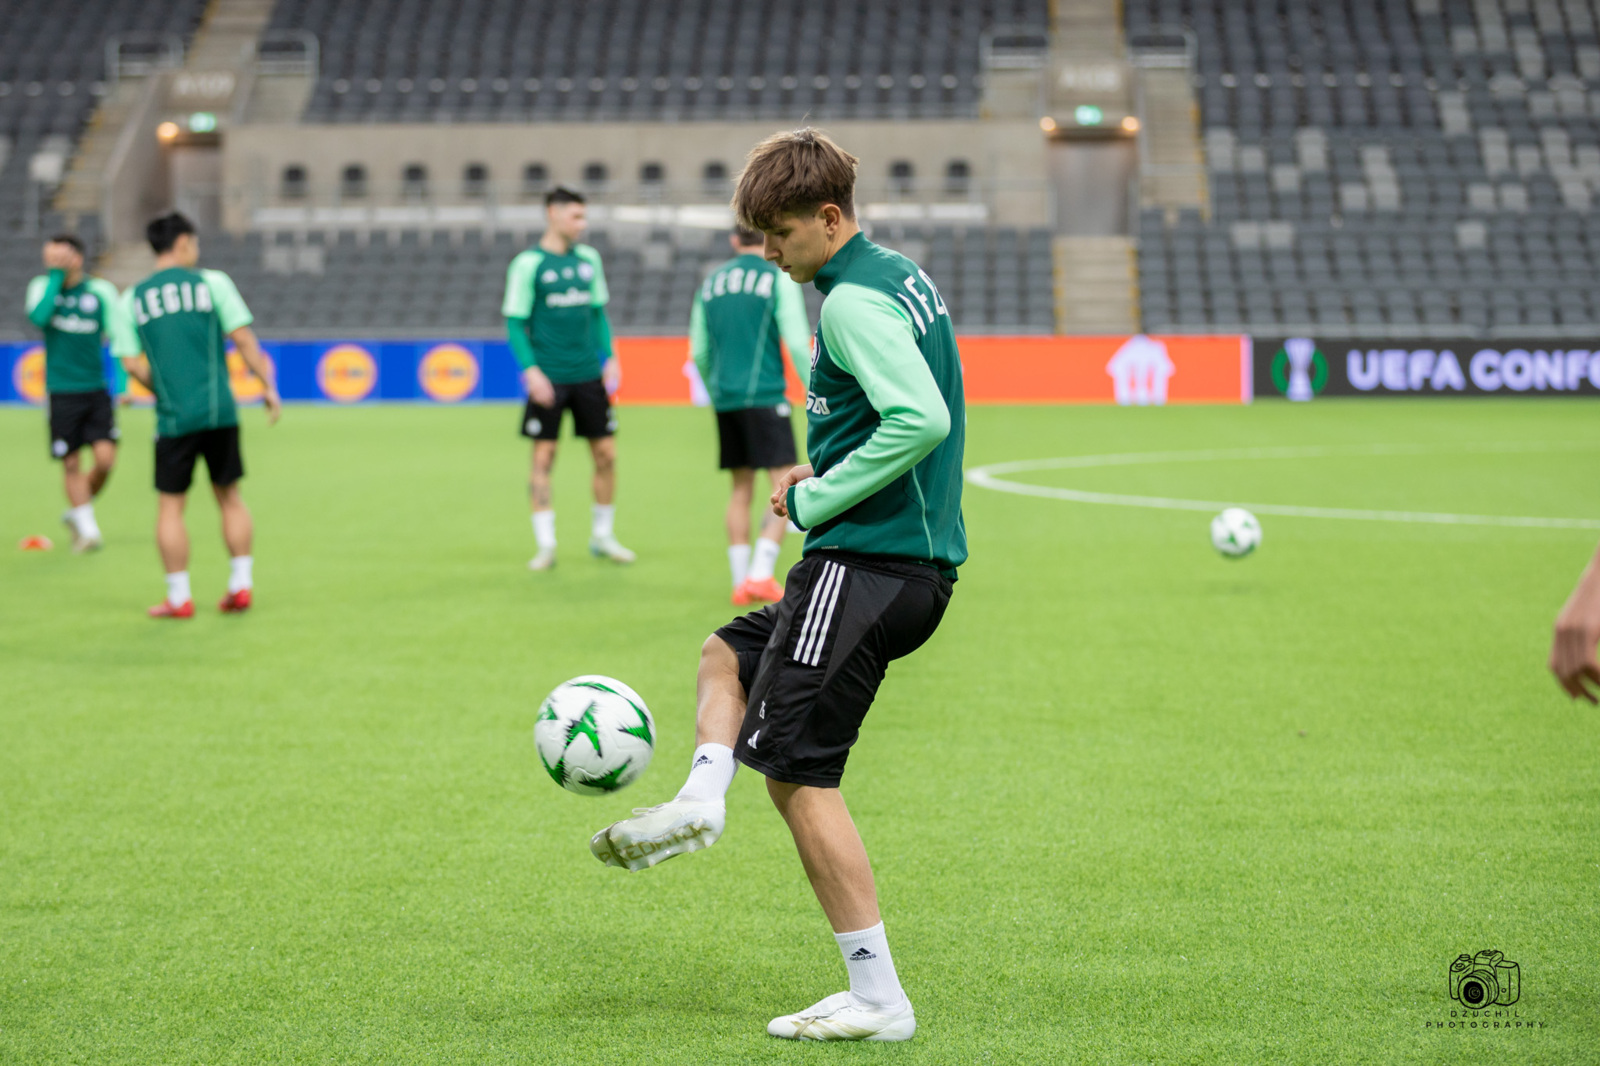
[204,223,1058,335]
[270,0,1049,123]
[1,0,207,333]
[1126,0,1600,335]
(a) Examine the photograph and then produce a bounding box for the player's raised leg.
[215,482,254,613]
[150,492,194,618]
[590,633,743,869]
[528,438,558,570]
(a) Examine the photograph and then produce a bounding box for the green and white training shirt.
[25,269,125,394]
[110,267,254,438]
[501,243,614,384]
[689,252,811,411]
[787,232,968,578]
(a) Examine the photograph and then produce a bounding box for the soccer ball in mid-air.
[1210,507,1262,559]
[535,675,655,795]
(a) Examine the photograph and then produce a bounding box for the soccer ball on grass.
[535,675,655,795]
[1210,507,1262,559]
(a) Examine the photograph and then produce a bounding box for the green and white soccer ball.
[535,675,655,795]
[1210,507,1262,559]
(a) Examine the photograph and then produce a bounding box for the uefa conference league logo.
[1271,337,1327,401]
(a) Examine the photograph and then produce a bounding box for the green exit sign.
[1074,105,1104,126]
[188,111,217,133]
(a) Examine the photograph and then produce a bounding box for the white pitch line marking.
[965,442,1600,530]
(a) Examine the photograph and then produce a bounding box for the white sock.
[748,537,781,582]
[228,555,253,593]
[70,503,100,539]
[532,510,556,551]
[728,544,751,588]
[674,743,737,803]
[591,503,615,541]
[165,570,191,607]
[835,922,907,1009]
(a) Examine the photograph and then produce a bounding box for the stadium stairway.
[1054,234,1139,333]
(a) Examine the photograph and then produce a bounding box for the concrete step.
[53,80,147,217]
[1054,234,1138,334]
[97,242,156,289]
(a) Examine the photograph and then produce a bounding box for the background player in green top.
[502,187,633,571]
[592,129,966,1043]
[24,233,126,552]
[110,213,281,619]
[690,226,812,605]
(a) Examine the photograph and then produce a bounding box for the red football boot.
[734,576,785,605]
[218,588,253,613]
[148,599,195,619]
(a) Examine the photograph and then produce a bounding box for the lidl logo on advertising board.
[12,346,44,404]
[418,343,480,402]
[317,344,378,403]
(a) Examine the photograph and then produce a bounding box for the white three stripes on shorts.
[793,560,846,666]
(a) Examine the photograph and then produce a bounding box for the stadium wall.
[222,120,1052,229]
[1,335,1251,406]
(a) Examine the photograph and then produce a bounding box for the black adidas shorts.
[154,425,244,494]
[716,404,797,470]
[520,378,616,441]
[48,389,117,458]
[718,550,953,788]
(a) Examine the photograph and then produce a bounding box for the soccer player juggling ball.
[111,212,280,618]
[691,225,813,604]
[502,186,633,570]
[25,233,125,552]
[592,129,968,1043]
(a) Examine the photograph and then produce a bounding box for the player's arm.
[774,272,812,391]
[773,284,949,527]
[502,250,554,406]
[110,289,152,388]
[231,326,281,425]
[1551,541,1600,702]
[581,246,621,395]
[92,279,129,395]
[203,269,280,424]
[25,270,63,328]
[594,304,621,395]
[688,294,712,382]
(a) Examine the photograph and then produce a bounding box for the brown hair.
[732,127,859,231]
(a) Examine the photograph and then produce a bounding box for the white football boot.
[60,510,87,553]
[590,798,723,871]
[767,992,917,1042]
[588,535,636,564]
[528,548,557,571]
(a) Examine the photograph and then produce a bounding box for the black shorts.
[520,378,616,441]
[718,550,953,787]
[48,389,117,458]
[154,426,244,494]
[716,404,797,470]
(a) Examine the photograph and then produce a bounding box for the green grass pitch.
[2,398,1598,1064]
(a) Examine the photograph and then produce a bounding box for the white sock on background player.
[728,544,751,588]
[674,742,737,803]
[228,555,253,594]
[834,922,908,1009]
[749,537,781,583]
[165,571,191,607]
[532,510,556,551]
[68,503,100,540]
[591,504,615,541]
